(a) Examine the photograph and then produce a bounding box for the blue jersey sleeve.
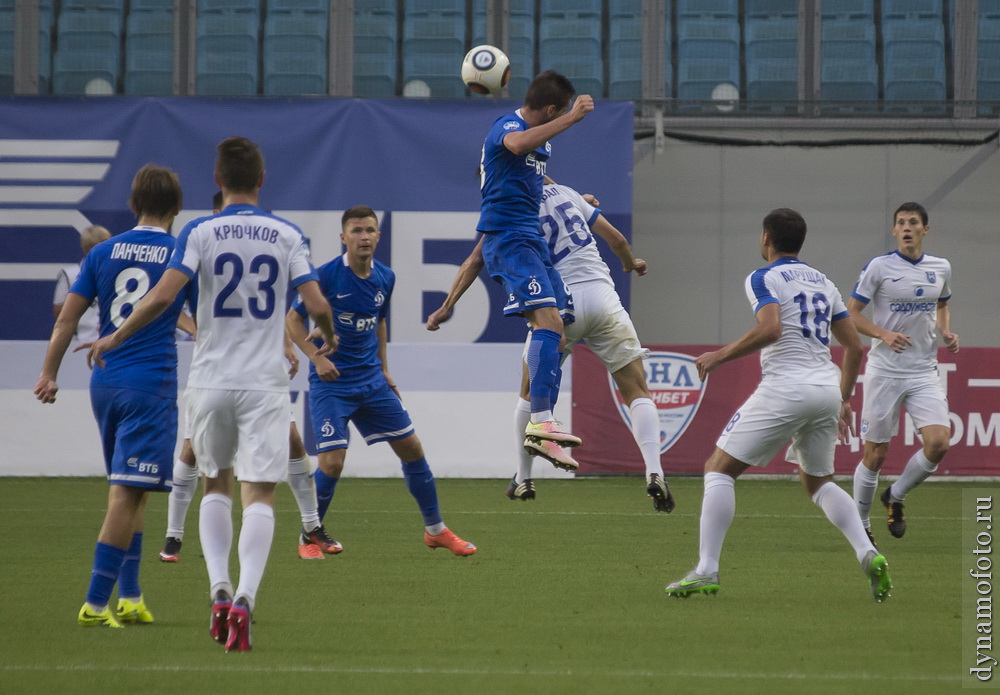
[488,116,524,150]
[69,248,100,302]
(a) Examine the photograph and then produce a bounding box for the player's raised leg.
[161,438,198,562]
[287,421,341,558]
[611,358,674,512]
[301,447,344,557]
[666,449,745,597]
[80,486,148,627]
[388,434,477,556]
[116,494,154,624]
[884,424,949,538]
[507,396,537,501]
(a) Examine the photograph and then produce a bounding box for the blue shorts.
[309,379,414,452]
[90,385,176,490]
[481,230,574,324]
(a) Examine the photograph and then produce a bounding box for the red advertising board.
[571,345,1000,476]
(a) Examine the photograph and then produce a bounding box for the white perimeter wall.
[1,341,573,479]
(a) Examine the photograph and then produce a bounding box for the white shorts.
[521,280,648,374]
[716,381,841,476]
[184,402,295,438]
[860,373,949,443]
[185,387,289,483]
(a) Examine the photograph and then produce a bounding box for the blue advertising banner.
[0,97,633,341]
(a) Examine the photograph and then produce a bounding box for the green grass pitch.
[0,476,965,694]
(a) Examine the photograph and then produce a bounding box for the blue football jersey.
[70,226,193,398]
[294,254,394,389]
[477,109,551,234]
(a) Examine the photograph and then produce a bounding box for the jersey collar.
[892,249,925,265]
[766,256,803,268]
[219,203,261,214]
[132,225,168,234]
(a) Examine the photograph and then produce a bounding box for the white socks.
[695,472,735,576]
[513,398,533,483]
[628,398,662,476]
[893,449,938,501]
[287,456,320,530]
[812,481,876,563]
[852,462,879,529]
[235,503,275,612]
[426,522,446,536]
[199,493,234,600]
[166,459,199,539]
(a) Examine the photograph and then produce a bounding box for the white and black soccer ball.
[461,45,511,95]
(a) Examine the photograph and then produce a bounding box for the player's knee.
[317,452,345,477]
[288,431,307,460]
[393,435,424,463]
[925,437,949,463]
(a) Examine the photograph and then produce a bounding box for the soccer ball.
[461,45,511,95]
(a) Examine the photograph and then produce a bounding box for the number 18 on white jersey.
[746,257,849,387]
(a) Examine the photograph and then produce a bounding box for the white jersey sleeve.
[851,251,952,377]
[53,264,77,304]
[539,183,614,287]
[745,257,847,387]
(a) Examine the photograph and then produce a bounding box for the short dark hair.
[893,201,928,226]
[129,164,182,219]
[212,190,223,211]
[215,136,263,194]
[763,208,807,254]
[524,70,575,111]
[341,205,378,229]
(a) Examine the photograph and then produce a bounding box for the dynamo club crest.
[607,351,707,454]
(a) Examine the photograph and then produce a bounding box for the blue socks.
[550,356,564,408]
[117,532,143,599]
[526,328,562,415]
[313,468,340,522]
[402,457,442,527]
[86,542,126,608]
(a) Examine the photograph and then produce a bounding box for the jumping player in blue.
[478,70,594,471]
[286,206,477,556]
[35,164,194,628]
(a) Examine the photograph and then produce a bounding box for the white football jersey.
[55,263,101,342]
[744,257,849,386]
[169,204,316,392]
[538,183,614,288]
[851,250,952,378]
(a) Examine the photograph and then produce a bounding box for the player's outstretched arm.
[176,310,197,339]
[285,305,339,381]
[846,296,911,352]
[694,303,781,382]
[283,331,299,379]
[298,280,336,353]
[503,95,595,155]
[936,301,959,353]
[86,268,189,369]
[831,315,864,443]
[34,293,90,404]
[590,215,647,275]
[426,235,486,331]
